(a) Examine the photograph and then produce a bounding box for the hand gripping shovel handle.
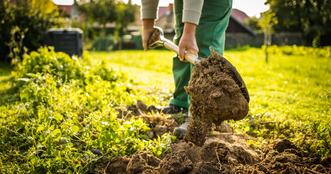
[148,26,203,64]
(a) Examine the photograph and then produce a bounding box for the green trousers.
[169,0,233,108]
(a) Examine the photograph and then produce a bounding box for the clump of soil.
[184,47,249,146]
[126,151,161,174]
[159,150,193,174]
[273,139,299,153]
[95,156,130,174]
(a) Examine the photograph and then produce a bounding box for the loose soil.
[96,106,330,174]
[94,137,331,174]
[184,47,249,146]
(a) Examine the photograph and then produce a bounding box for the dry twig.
[299,131,310,147]
[135,102,144,115]
[215,141,222,170]
[306,168,323,174]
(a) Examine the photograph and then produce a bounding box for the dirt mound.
[96,138,330,174]
[184,48,249,146]
[170,137,261,166]
[238,139,331,173]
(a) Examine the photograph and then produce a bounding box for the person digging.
[141,0,247,141]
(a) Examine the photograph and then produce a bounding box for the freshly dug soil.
[184,47,249,146]
[95,138,331,174]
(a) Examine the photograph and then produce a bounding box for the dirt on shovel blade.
[184,47,249,146]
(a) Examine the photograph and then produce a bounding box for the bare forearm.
[143,19,155,30]
[178,23,198,62]
[142,19,155,51]
[183,23,196,37]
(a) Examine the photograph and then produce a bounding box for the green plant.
[14,47,84,86]
[92,35,115,51]
[148,133,176,157]
[132,35,143,50]
[174,113,187,125]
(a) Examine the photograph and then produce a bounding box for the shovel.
[147,26,250,103]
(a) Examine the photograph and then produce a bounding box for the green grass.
[90,48,331,155]
[89,48,331,119]
[89,50,176,90]
[224,48,331,118]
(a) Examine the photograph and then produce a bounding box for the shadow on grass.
[0,61,17,104]
[0,61,12,76]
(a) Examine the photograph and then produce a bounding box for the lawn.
[89,48,331,121]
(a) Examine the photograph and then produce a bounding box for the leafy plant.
[0,47,174,173]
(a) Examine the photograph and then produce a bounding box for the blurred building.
[50,2,305,47]
[56,1,79,21]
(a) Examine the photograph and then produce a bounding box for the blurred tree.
[258,10,278,63]
[244,17,262,33]
[116,0,137,33]
[79,0,118,35]
[0,0,14,60]
[14,0,59,16]
[32,0,59,15]
[265,0,331,46]
[115,0,137,50]
[78,0,137,36]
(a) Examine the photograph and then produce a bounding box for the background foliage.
[78,0,137,37]
[0,0,66,61]
[265,0,331,46]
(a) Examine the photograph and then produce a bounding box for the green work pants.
[169,0,233,108]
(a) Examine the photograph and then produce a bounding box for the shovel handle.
[164,40,199,64]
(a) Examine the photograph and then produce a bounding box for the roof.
[229,15,257,36]
[58,5,73,14]
[158,7,168,19]
[230,9,250,23]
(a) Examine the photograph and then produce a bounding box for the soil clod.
[184,47,249,146]
[159,150,193,174]
[126,151,160,174]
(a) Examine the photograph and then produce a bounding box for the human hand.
[178,23,199,62]
[142,19,155,51]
